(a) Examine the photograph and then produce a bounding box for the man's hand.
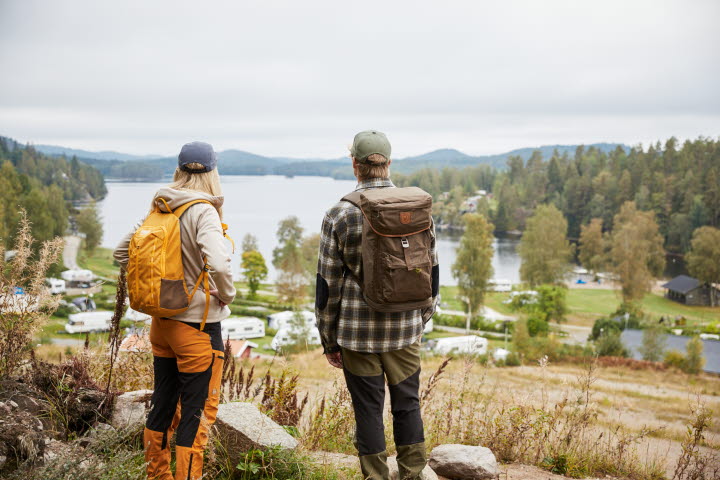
[209,289,227,308]
[325,352,343,369]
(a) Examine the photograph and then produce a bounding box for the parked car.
[222,317,265,340]
[433,335,488,356]
[65,311,113,334]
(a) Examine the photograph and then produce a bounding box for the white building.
[271,325,322,351]
[433,335,488,356]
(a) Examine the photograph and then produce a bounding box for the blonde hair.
[151,163,223,218]
[356,154,390,180]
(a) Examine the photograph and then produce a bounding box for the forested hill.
[395,137,720,253]
[33,142,626,180]
[0,136,107,246]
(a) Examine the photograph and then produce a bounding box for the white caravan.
[65,311,113,334]
[266,310,316,330]
[423,318,434,333]
[271,326,322,351]
[46,278,66,294]
[124,307,152,322]
[433,335,488,356]
[489,279,512,292]
[222,317,265,340]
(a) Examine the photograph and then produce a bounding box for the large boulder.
[111,390,152,428]
[387,456,439,480]
[428,444,499,480]
[215,402,298,464]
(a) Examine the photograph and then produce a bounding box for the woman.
[114,141,236,480]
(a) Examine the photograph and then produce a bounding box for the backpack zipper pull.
[401,237,409,248]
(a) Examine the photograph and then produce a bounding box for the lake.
[622,329,720,374]
[100,175,521,286]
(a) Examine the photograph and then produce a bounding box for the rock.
[111,390,152,428]
[215,402,297,465]
[387,456,438,480]
[428,444,499,480]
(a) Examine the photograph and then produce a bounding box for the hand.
[209,289,227,308]
[325,352,343,369]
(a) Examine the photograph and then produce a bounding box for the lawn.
[441,285,720,327]
[77,247,119,281]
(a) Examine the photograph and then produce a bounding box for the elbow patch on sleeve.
[432,264,439,297]
[316,274,329,310]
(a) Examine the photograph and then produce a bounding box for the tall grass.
[0,211,63,377]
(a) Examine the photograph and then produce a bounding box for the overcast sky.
[1,0,718,158]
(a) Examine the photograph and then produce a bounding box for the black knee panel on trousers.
[146,356,180,432]
[389,368,424,446]
[343,368,387,456]
[175,361,213,448]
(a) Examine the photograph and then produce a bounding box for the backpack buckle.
[401,237,409,248]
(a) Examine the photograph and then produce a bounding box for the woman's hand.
[209,289,227,308]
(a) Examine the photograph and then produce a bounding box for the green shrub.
[503,352,521,366]
[595,331,629,357]
[234,446,339,480]
[664,349,686,370]
[590,317,623,341]
[684,336,706,374]
[526,315,549,337]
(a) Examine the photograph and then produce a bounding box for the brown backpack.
[342,186,434,313]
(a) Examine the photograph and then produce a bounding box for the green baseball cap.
[350,130,391,164]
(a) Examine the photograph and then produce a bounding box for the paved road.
[63,235,81,270]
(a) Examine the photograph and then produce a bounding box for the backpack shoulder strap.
[172,199,213,218]
[341,191,362,208]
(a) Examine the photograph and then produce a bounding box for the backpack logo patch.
[400,212,412,224]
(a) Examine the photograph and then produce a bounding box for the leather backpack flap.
[359,187,432,237]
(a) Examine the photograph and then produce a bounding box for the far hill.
[32,141,628,180]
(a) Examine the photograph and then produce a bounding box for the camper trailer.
[433,335,488,356]
[222,317,265,340]
[65,311,113,334]
[270,326,322,351]
[61,269,95,288]
[124,307,151,322]
[46,278,66,294]
[266,310,316,330]
[489,279,512,292]
[423,318,434,334]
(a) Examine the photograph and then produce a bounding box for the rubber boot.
[359,450,390,480]
[396,442,427,479]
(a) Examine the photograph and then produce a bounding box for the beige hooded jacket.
[113,187,236,324]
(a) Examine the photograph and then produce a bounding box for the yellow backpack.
[126,199,231,330]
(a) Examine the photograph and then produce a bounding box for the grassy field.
[77,247,119,280]
[440,285,720,328]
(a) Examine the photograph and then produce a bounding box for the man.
[315,130,439,480]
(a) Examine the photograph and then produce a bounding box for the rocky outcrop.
[215,402,298,465]
[111,389,152,428]
[428,444,499,480]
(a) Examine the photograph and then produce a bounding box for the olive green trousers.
[341,340,426,480]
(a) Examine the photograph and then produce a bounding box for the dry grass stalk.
[0,210,63,378]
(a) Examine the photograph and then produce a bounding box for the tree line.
[0,137,107,248]
[395,137,720,253]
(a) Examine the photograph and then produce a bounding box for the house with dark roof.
[662,275,719,306]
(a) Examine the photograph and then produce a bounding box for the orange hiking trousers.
[144,317,224,480]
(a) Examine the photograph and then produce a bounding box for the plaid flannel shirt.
[315,178,439,354]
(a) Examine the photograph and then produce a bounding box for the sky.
[1,0,719,158]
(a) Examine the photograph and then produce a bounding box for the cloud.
[1,0,718,156]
